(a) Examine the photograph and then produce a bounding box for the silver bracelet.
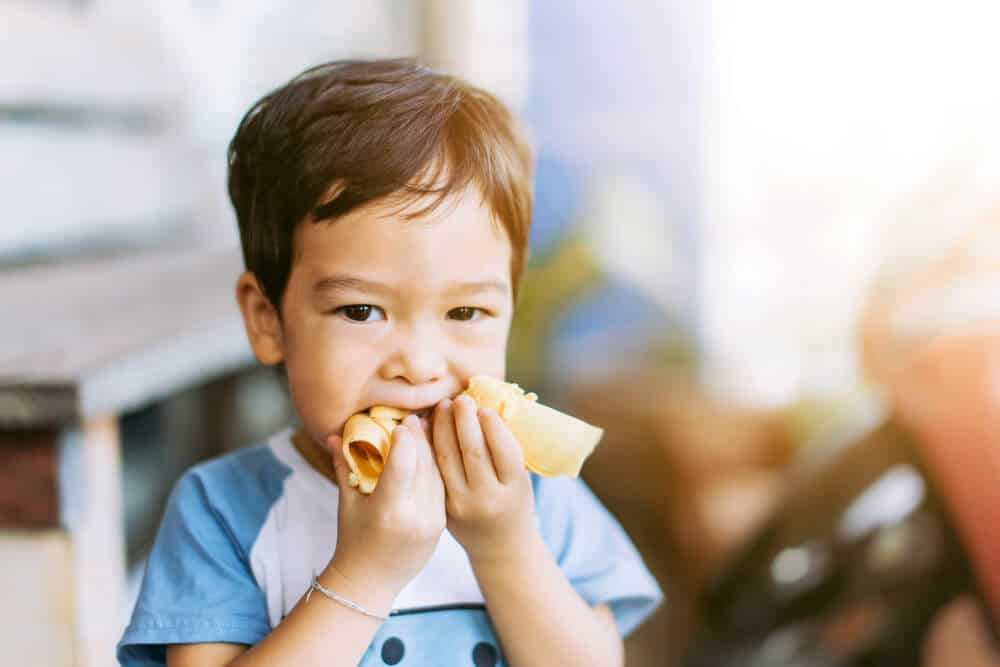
[305,573,390,622]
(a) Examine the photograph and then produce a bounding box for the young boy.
[118,59,663,667]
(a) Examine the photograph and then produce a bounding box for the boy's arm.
[167,563,396,667]
[470,529,624,667]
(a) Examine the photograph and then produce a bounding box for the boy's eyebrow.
[311,275,510,296]
[443,279,510,296]
[312,275,394,296]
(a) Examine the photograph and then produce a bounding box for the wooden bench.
[0,246,253,667]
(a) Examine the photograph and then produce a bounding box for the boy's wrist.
[466,522,547,575]
[321,558,399,618]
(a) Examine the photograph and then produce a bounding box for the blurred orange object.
[888,327,1000,629]
[924,595,1000,667]
[861,215,1000,629]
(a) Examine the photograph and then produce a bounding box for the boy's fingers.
[432,399,468,492]
[453,394,498,487]
[325,434,352,491]
[402,415,430,474]
[324,433,343,457]
[378,425,416,500]
[403,414,444,496]
[479,408,526,485]
[418,415,432,442]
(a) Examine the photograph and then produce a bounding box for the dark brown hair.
[227,58,534,311]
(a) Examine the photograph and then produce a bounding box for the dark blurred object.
[685,420,978,666]
[575,368,796,580]
[571,368,796,666]
[687,325,1000,666]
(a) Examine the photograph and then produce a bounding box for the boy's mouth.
[363,405,435,419]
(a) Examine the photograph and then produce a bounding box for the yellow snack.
[368,405,410,431]
[342,406,410,494]
[341,378,603,494]
[462,375,602,477]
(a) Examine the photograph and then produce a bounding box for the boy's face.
[240,186,514,447]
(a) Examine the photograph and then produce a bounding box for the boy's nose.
[380,329,447,386]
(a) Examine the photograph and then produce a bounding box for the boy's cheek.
[286,366,360,432]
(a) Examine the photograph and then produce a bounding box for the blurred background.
[2,1,1000,666]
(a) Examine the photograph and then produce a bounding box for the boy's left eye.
[448,307,485,321]
[335,304,386,322]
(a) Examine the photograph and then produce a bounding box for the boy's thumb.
[325,434,350,486]
[382,425,416,485]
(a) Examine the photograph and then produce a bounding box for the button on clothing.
[117,428,664,666]
[381,636,405,664]
[472,641,499,666]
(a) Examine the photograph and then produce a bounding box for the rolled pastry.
[341,378,603,494]
[463,375,602,477]
[342,406,410,494]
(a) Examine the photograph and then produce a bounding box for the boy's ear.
[235,271,285,365]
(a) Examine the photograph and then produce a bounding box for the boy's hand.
[324,416,446,609]
[431,394,537,566]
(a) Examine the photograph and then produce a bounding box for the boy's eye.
[448,307,484,321]
[335,304,386,322]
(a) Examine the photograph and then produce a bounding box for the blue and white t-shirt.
[118,427,663,666]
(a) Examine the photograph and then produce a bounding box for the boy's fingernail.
[479,407,495,418]
[439,398,452,410]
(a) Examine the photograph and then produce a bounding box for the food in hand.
[341,377,603,494]
[462,375,602,477]
[342,406,409,494]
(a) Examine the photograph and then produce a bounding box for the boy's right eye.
[335,304,386,322]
